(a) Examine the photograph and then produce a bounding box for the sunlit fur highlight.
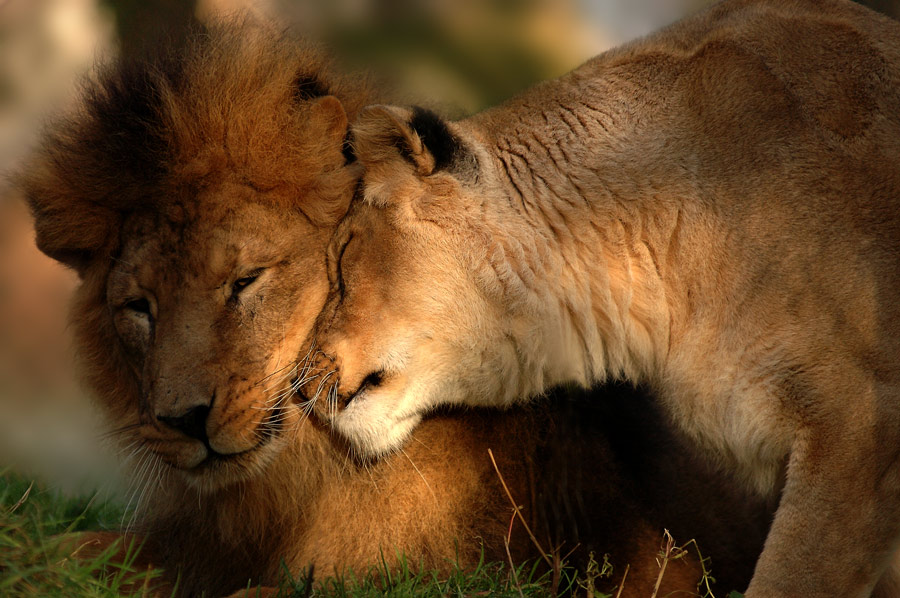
[304,1,900,597]
[22,15,786,598]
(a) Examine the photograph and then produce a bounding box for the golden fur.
[301,1,900,596]
[22,17,775,598]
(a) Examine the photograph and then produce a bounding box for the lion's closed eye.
[231,269,264,299]
[124,298,152,318]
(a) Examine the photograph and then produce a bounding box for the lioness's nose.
[157,405,210,443]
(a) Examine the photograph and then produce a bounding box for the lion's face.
[104,186,333,487]
[302,106,522,458]
[22,21,374,490]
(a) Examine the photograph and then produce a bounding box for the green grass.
[240,553,582,598]
[0,469,743,598]
[0,468,162,597]
[0,469,582,598]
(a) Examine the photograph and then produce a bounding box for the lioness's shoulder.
[612,0,900,72]
[557,0,900,144]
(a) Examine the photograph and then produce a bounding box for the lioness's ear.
[352,105,464,176]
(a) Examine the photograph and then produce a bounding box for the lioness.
[20,18,774,598]
[299,0,900,596]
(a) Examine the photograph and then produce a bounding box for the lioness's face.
[301,109,519,458]
[106,184,331,488]
[302,205,481,457]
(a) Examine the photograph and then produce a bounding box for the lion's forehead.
[115,200,301,290]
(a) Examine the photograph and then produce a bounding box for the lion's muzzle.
[157,405,211,443]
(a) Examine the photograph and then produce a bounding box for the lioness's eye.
[334,236,353,282]
[124,298,151,316]
[231,270,263,297]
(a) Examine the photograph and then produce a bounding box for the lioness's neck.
[465,70,692,392]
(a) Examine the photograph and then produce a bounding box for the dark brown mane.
[20,18,370,273]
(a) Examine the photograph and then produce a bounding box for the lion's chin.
[184,448,278,492]
[332,400,422,460]
[159,431,285,493]
[148,404,295,492]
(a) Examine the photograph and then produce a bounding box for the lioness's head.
[22,21,370,490]
[302,105,542,458]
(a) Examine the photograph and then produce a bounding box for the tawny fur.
[303,1,900,596]
[22,16,779,598]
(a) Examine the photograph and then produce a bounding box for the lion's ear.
[294,95,359,226]
[290,71,355,163]
[352,105,464,176]
[308,95,349,145]
[26,191,117,276]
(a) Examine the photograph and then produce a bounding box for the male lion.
[20,18,776,598]
[299,0,900,596]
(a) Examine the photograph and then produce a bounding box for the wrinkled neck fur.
[465,82,680,395]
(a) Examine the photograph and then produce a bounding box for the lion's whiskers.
[137,454,165,517]
[121,446,155,532]
[117,436,146,459]
[99,422,143,441]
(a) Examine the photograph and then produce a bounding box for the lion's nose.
[157,405,210,443]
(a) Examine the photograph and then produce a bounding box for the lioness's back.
[483,0,900,193]
[473,0,900,321]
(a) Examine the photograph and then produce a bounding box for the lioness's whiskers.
[260,350,328,408]
[338,445,354,477]
[257,361,294,385]
[328,381,338,422]
[253,386,294,411]
[262,410,292,428]
[288,372,324,399]
[291,387,321,428]
[264,377,296,400]
[260,363,299,391]
[298,341,319,374]
[119,440,149,477]
[270,380,305,404]
[296,350,327,383]
[267,363,305,392]
[275,342,318,393]
[294,395,318,420]
[399,447,435,500]
[310,370,336,409]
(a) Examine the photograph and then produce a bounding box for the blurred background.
[1,0,898,493]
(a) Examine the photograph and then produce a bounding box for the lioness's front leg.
[746,418,900,597]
